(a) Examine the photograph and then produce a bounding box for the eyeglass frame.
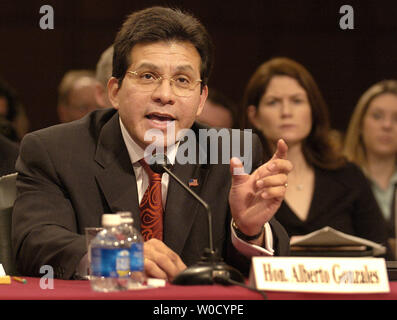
[125,70,203,97]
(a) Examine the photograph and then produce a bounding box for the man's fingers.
[144,239,186,281]
[255,173,288,190]
[258,185,287,200]
[253,140,292,180]
[144,258,168,280]
[271,139,288,160]
[255,159,293,180]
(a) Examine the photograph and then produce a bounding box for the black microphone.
[148,153,245,285]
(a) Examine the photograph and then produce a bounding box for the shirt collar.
[369,168,397,190]
[119,117,179,165]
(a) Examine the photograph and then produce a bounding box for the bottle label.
[130,243,144,272]
[91,247,130,277]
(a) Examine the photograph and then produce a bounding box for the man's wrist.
[231,220,264,242]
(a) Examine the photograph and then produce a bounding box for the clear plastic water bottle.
[118,212,145,289]
[90,214,130,292]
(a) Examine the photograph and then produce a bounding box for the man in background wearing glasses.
[12,6,292,280]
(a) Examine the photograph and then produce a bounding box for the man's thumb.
[230,157,249,185]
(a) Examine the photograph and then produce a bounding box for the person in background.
[57,70,104,123]
[196,89,237,128]
[241,57,389,248]
[0,118,19,142]
[344,80,397,257]
[328,128,345,154]
[0,132,18,176]
[95,45,114,108]
[0,77,29,141]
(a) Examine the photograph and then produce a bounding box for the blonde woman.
[345,80,397,245]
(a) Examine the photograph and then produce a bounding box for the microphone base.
[171,249,245,285]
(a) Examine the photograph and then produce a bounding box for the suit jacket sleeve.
[12,132,86,279]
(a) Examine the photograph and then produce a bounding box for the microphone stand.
[161,165,214,253]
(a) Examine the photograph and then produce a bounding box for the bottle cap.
[122,217,134,224]
[118,211,134,224]
[101,214,121,227]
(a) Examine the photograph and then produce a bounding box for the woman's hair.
[241,57,345,169]
[344,79,397,169]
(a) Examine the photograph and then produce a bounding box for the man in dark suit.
[12,6,292,280]
[0,133,18,176]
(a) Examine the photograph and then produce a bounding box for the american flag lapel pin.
[188,178,199,187]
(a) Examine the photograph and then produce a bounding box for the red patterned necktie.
[139,159,163,241]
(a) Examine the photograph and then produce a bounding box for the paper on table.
[290,226,386,256]
[0,264,5,276]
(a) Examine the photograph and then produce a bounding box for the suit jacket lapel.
[94,118,212,249]
[163,123,210,255]
[94,112,141,226]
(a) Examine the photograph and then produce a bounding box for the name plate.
[249,257,390,293]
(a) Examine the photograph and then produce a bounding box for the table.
[1,277,397,300]
[1,278,396,319]
[0,277,263,300]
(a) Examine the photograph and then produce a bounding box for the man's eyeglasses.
[126,70,202,97]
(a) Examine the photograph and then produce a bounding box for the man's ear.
[247,105,260,129]
[195,85,209,117]
[107,77,120,109]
